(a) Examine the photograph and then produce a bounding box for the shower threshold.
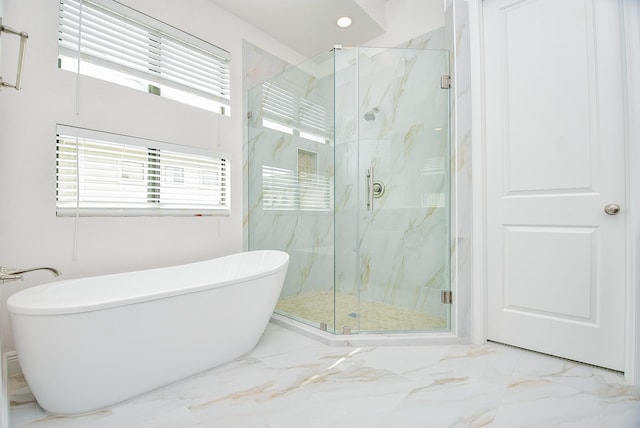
[270,313,458,347]
[272,290,458,347]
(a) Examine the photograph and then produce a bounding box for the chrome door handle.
[366,167,374,211]
[604,204,621,215]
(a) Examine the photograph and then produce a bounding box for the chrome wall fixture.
[367,167,375,210]
[366,166,385,211]
[0,18,29,90]
[0,266,61,283]
[364,106,380,121]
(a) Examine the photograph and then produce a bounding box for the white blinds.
[261,166,297,210]
[56,126,230,216]
[262,81,332,142]
[262,166,332,211]
[58,0,230,109]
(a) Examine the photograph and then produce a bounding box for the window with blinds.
[58,0,231,115]
[56,125,230,216]
[262,166,333,212]
[261,81,332,144]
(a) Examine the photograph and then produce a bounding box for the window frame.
[58,0,231,115]
[56,125,231,217]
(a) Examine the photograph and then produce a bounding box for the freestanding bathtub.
[7,250,289,415]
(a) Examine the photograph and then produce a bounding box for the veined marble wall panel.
[333,48,359,297]
[397,26,446,49]
[247,56,336,300]
[445,0,472,341]
[242,15,468,332]
[242,41,291,252]
[333,47,451,318]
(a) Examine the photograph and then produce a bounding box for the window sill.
[56,208,231,218]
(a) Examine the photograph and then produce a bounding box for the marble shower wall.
[242,17,469,333]
[247,51,336,305]
[444,0,472,341]
[333,46,451,321]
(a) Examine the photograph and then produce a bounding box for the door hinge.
[247,111,253,119]
[441,75,451,89]
[441,290,453,304]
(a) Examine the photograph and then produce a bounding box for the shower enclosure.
[248,46,451,335]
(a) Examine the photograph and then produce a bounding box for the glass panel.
[248,46,451,336]
[333,47,360,334]
[336,47,451,333]
[247,50,337,333]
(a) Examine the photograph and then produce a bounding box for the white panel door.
[484,0,626,370]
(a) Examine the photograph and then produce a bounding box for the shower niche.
[248,46,451,335]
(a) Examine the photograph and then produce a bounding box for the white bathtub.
[7,250,289,415]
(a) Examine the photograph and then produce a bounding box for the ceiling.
[210,0,387,58]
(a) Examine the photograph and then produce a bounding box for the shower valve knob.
[372,181,385,198]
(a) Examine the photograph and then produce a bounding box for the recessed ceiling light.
[336,16,352,28]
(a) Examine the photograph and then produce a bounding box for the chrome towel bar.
[1,19,29,90]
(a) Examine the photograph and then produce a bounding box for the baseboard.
[2,351,19,428]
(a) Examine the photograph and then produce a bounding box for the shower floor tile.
[9,323,640,427]
[275,290,448,332]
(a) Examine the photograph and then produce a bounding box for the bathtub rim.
[7,250,289,316]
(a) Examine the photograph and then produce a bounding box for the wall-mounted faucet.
[0,266,61,283]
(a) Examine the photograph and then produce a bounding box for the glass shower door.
[353,47,451,333]
[247,50,337,333]
[250,46,451,336]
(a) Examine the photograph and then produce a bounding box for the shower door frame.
[245,45,462,342]
[334,46,454,335]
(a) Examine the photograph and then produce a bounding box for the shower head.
[364,106,380,121]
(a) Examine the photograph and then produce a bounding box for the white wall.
[0,0,302,351]
[623,0,640,386]
[0,0,449,352]
[365,0,444,47]
[0,0,3,97]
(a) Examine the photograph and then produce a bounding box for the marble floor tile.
[9,323,640,427]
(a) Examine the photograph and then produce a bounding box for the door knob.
[604,204,621,215]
